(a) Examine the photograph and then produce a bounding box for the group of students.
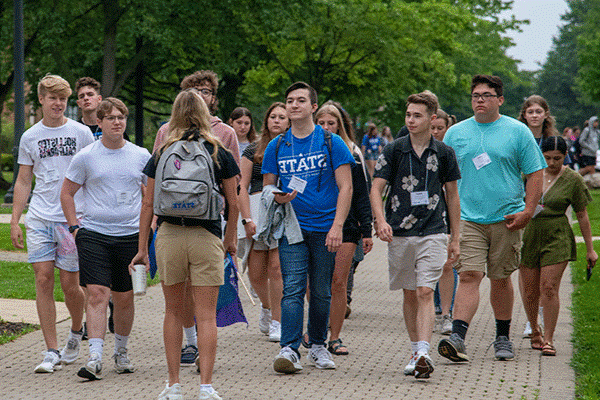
[10,71,597,400]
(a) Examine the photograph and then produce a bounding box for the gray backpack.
[153,139,222,220]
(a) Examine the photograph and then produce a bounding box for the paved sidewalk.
[0,239,575,400]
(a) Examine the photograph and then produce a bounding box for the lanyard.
[408,149,429,191]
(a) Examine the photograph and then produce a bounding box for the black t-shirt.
[143,139,240,238]
[242,142,264,194]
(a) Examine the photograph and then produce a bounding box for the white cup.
[132,264,147,296]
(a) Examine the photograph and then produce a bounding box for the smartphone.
[273,191,288,195]
[587,259,593,281]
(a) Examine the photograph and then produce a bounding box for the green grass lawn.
[0,261,64,301]
[0,223,26,252]
[572,188,600,237]
[571,241,600,399]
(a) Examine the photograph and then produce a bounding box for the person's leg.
[32,261,59,350]
[328,242,356,348]
[539,261,568,345]
[489,276,514,322]
[181,280,196,335]
[439,261,455,316]
[111,290,134,337]
[519,266,542,334]
[86,284,110,341]
[248,249,270,308]
[161,282,186,385]
[416,286,435,344]
[306,231,336,347]
[267,248,283,322]
[278,236,309,350]
[403,289,418,342]
[452,270,484,325]
[192,285,220,385]
[59,269,85,333]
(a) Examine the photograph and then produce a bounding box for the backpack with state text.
[153,138,221,220]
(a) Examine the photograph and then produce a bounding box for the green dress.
[521,167,592,268]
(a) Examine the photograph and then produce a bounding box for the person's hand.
[128,251,149,275]
[325,224,343,253]
[375,220,393,243]
[244,220,257,239]
[10,224,24,249]
[504,211,532,231]
[363,237,373,254]
[587,249,598,269]
[447,239,460,264]
[224,238,237,257]
[274,190,297,204]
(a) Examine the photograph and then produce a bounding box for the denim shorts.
[25,214,79,272]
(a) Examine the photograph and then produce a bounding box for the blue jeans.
[278,230,336,350]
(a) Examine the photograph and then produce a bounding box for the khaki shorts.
[156,222,225,286]
[457,220,522,280]
[388,234,447,291]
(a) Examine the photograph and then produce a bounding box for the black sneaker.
[180,344,198,366]
[438,333,469,362]
[493,336,514,360]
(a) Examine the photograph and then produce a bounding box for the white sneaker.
[113,347,135,373]
[441,315,453,335]
[259,306,272,335]
[273,346,303,373]
[198,388,223,400]
[77,352,102,380]
[158,381,183,400]
[308,344,336,369]
[34,350,62,373]
[269,320,281,342]
[523,321,533,338]
[414,353,434,379]
[60,331,83,364]
[403,352,418,376]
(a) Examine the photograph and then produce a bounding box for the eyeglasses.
[103,115,126,122]
[197,88,214,96]
[471,93,499,101]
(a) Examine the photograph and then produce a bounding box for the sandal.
[327,338,349,355]
[541,342,556,356]
[530,328,544,350]
[301,332,311,349]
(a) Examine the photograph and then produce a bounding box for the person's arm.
[576,208,598,268]
[10,165,33,249]
[326,164,352,253]
[505,169,543,231]
[444,180,461,263]
[129,177,155,273]
[351,161,374,253]
[222,175,239,256]
[60,178,83,233]
[369,177,393,242]
[238,157,256,239]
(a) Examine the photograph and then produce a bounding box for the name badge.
[45,169,59,183]
[117,192,132,205]
[411,191,429,206]
[532,204,544,218]
[472,152,491,170]
[288,175,307,194]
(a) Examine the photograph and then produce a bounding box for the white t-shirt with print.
[65,140,151,236]
[18,118,94,222]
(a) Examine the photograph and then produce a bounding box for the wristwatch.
[241,218,252,226]
[68,225,80,233]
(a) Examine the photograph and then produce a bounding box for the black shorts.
[579,155,597,168]
[75,228,139,292]
[342,228,361,245]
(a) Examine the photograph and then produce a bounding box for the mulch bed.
[0,321,37,336]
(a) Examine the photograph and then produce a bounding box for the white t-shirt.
[18,118,94,222]
[65,140,151,236]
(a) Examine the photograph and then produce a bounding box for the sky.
[500,0,570,71]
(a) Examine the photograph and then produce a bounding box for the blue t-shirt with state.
[443,115,546,224]
[262,125,355,232]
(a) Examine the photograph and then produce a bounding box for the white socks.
[89,338,104,360]
[114,333,129,353]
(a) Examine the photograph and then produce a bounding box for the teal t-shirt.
[443,116,546,224]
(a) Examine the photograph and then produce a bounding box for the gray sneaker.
[308,344,336,369]
[273,346,303,374]
[113,347,135,373]
[60,331,82,364]
[438,333,469,362]
[493,336,515,360]
[441,315,453,335]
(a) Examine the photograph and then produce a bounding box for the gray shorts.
[388,234,447,291]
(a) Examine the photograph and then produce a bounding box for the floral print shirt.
[374,135,460,237]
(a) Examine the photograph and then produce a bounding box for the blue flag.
[216,254,248,327]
